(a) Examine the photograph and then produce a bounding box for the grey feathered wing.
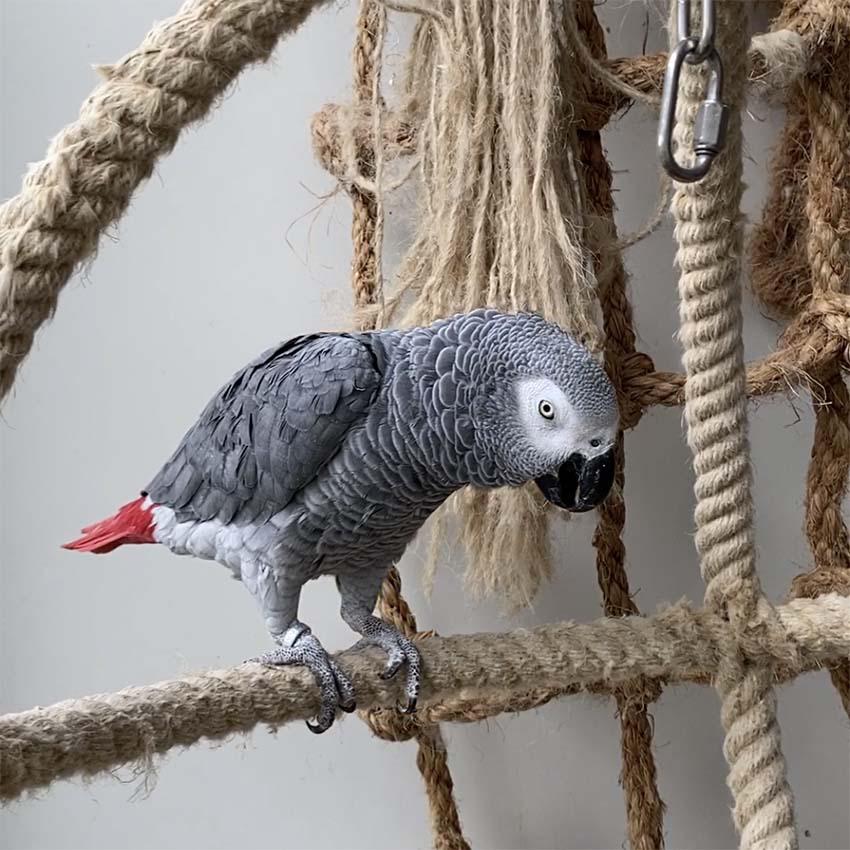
[145,333,384,525]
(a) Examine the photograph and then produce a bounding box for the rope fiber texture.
[782,0,850,717]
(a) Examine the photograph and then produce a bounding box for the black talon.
[340,699,357,713]
[398,696,418,714]
[306,720,328,734]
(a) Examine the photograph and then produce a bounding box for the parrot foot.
[353,617,421,714]
[248,622,356,734]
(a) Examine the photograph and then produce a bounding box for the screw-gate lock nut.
[694,100,729,157]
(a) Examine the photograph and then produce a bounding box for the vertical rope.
[349,0,384,311]
[799,374,850,715]
[348,4,469,848]
[376,570,469,850]
[796,13,850,714]
[749,0,850,717]
[668,3,797,848]
[573,3,666,848]
[804,377,850,574]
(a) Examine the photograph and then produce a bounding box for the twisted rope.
[344,5,468,847]
[793,0,850,717]
[574,3,665,847]
[749,0,850,721]
[2,594,849,803]
[0,0,328,404]
[669,3,797,848]
[348,0,385,314]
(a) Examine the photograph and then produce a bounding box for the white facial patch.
[515,377,579,459]
[514,376,616,469]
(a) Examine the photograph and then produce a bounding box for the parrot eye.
[590,438,601,448]
[538,400,555,420]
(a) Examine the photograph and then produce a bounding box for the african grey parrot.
[64,309,619,732]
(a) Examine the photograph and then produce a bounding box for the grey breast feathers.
[145,332,385,525]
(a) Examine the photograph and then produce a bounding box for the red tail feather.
[63,495,156,554]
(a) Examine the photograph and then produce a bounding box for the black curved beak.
[534,448,616,513]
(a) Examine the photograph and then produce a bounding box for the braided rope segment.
[2,594,848,803]
[669,3,797,848]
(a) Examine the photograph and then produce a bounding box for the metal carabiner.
[677,0,715,64]
[657,38,728,183]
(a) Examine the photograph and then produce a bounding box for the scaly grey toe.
[354,618,421,714]
[247,627,355,732]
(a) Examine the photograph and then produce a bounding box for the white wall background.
[1,2,847,848]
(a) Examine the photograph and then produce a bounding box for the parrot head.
[469,312,619,512]
[515,372,619,513]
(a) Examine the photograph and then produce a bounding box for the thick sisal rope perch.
[0,0,328,404]
[2,594,850,802]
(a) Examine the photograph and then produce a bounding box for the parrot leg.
[337,574,422,713]
[244,567,356,734]
[248,622,357,733]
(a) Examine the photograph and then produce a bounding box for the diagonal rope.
[0,0,328,404]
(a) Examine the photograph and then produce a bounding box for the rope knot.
[619,351,655,425]
[613,676,664,714]
[310,102,415,193]
[808,294,850,363]
[742,598,801,670]
[791,566,850,600]
[362,706,420,742]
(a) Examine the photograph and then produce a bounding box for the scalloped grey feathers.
[146,332,385,526]
[145,309,617,567]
